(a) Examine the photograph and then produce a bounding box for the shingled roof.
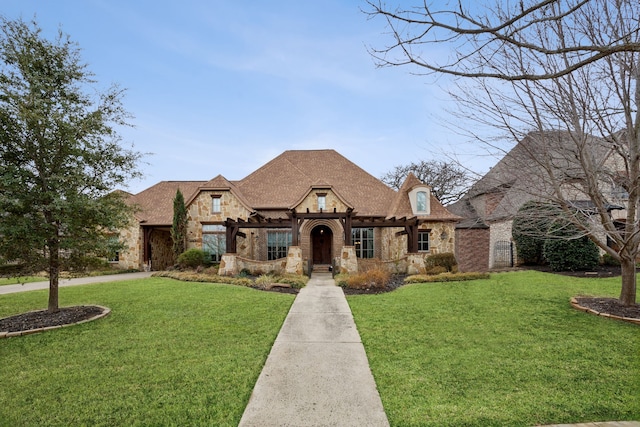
[387,172,461,221]
[130,181,206,226]
[235,150,397,216]
[129,150,458,225]
[449,130,615,223]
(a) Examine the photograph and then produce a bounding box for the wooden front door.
[311,225,333,264]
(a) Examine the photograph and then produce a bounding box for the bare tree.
[366,0,640,305]
[381,160,472,205]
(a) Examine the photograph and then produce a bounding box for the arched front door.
[311,225,333,265]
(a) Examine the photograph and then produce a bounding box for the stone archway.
[311,225,333,265]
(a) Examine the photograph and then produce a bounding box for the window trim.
[267,229,292,260]
[202,223,226,262]
[409,187,431,215]
[352,227,374,259]
[418,230,430,252]
[416,191,427,212]
[316,192,327,211]
[211,195,221,213]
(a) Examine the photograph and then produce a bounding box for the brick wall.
[455,228,490,272]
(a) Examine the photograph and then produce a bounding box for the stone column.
[407,253,426,275]
[339,246,358,274]
[285,246,303,275]
[218,254,238,276]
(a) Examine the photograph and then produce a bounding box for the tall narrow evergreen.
[171,189,188,260]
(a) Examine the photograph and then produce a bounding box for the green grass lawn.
[0,278,295,426]
[348,271,640,427]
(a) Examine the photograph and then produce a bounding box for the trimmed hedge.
[152,271,253,287]
[425,252,457,272]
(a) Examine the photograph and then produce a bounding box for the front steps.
[312,264,332,273]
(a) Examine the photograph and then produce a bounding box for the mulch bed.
[341,275,407,295]
[0,305,105,334]
[575,297,640,320]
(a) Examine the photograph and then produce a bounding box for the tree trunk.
[619,256,637,306]
[47,239,60,313]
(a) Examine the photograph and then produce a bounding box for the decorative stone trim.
[570,297,640,325]
[0,305,111,339]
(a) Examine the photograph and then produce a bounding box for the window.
[418,231,430,252]
[267,230,292,260]
[212,196,221,213]
[202,224,226,262]
[416,191,427,212]
[352,227,374,258]
[317,195,326,210]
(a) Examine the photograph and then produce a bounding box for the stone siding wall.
[187,191,249,241]
[455,228,490,272]
[380,227,405,260]
[186,190,251,251]
[117,218,142,270]
[295,190,349,213]
[380,222,456,260]
[236,256,288,275]
[420,221,456,254]
[150,229,174,270]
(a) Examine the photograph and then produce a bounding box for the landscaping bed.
[0,305,107,334]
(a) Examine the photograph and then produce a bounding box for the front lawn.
[0,278,294,426]
[348,271,640,427]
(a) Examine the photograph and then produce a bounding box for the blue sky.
[3,0,491,194]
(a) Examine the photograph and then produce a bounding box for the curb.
[0,305,111,339]
[570,298,640,325]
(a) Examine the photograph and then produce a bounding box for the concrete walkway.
[239,272,389,427]
[0,271,153,295]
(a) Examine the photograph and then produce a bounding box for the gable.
[292,187,352,213]
[388,172,460,221]
[187,190,252,223]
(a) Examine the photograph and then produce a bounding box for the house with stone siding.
[116,149,460,275]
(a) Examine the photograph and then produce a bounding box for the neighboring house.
[449,131,627,272]
[116,149,460,275]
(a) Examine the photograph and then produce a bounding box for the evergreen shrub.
[177,248,207,269]
[425,252,457,271]
[543,236,600,271]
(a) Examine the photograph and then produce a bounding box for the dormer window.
[212,195,221,213]
[409,186,431,215]
[416,191,427,212]
[317,193,326,211]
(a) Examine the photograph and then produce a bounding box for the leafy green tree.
[0,18,142,312]
[171,189,188,260]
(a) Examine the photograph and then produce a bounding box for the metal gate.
[493,241,514,268]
